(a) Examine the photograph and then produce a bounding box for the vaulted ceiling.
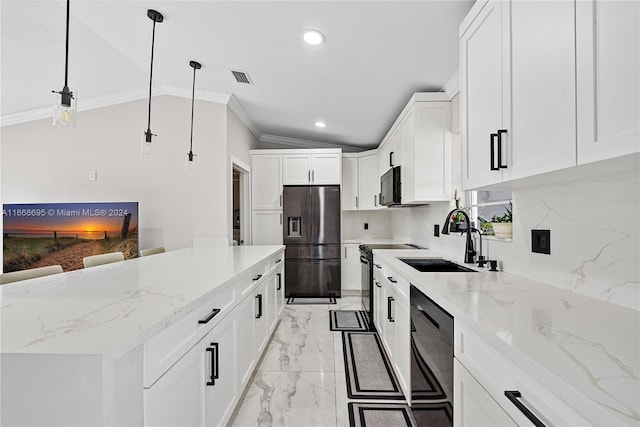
[1,1,474,150]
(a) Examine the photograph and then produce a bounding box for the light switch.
[89,170,97,181]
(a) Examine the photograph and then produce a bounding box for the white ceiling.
[1,0,474,151]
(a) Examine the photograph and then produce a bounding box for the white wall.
[342,210,392,241]
[1,95,235,253]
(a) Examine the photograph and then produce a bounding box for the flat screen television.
[3,202,139,273]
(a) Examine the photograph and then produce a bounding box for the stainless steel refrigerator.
[283,185,341,298]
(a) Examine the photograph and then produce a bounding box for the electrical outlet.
[434,224,440,237]
[89,170,97,181]
[364,223,369,230]
[532,229,550,254]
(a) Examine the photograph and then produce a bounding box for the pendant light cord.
[190,65,196,152]
[147,18,157,132]
[64,0,70,87]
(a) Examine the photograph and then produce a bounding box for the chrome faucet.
[442,209,476,263]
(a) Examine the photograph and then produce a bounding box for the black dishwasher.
[409,285,454,425]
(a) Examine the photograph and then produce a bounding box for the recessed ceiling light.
[315,121,326,128]
[303,29,325,45]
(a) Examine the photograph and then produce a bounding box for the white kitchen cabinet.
[461,0,576,189]
[342,243,362,291]
[576,0,640,164]
[342,157,359,210]
[392,289,410,401]
[251,211,282,245]
[398,96,451,203]
[251,155,282,210]
[358,154,381,210]
[453,359,516,427]
[235,292,257,388]
[144,313,237,427]
[378,128,399,179]
[454,320,593,426]
[253,279,270,356]
[372,264,385,336]
[283,152,341,185]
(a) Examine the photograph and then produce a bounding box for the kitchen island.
[374,248,639,426]
[1,245,285,426]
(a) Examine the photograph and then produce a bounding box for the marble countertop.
[1,245,284,359]
[373,248,639,426]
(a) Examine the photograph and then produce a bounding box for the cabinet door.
[251,211,282,245]
[283,155,311,185]
[506,0,576,181]
[235,295,257,389]
[342,244,362,291]
[378,142,391,178]
[144,340,206,427]
[381,280,396,360]
[460,0,507,189]
[576,0,640,164]
[373,266,385,335]
[453,359,516,427]
[393,299,411,403]
[254,281,270,354]
[358,155,381,210]
[204,315,237,427]
[251,155,282,210]
[274,268,285,319]
[342,157,359,210]
[311,154,342,185]
[266,271,279,334]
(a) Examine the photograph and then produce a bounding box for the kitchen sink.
[399,258,477,273]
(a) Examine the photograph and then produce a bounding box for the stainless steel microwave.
[380,166,401,206]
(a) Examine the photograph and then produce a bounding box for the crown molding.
[227,94,261,141]
[0,87,233,128]
[259,134,363,153]
[442,69,460,98]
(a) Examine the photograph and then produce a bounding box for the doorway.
[231,159,250,246]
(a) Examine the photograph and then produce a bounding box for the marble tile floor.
[229,295,384,427]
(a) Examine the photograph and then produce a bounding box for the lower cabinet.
[342,243,362,291]
[144,250,285,427]
[453,359,516,427]
[144,313,237,427]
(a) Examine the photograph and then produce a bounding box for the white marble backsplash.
[342,210,392,240]
[390,171,640,310]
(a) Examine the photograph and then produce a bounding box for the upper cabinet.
[342,153,383,211]
[283,151,342,185]
[576,1,639,164]
[377,93,452,204]
[460,0,639,190]
[460,0,577,190]
[251,155,282,210]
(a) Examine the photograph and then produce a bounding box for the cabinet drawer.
[380,264,409,302]
[268,251,284,274]
[144,284,236,387]
[237,261,269,298]
[455,321,593,426]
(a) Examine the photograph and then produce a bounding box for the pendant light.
[186,60,201,172]
[52,0,76,128]
[142,9,164,157]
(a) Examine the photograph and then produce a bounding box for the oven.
[358,243,423,330]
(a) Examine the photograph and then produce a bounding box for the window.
[468,191,512,234]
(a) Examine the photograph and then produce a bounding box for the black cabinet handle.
[360,256,369,264]
[504,391,546,427]
[275,258,282,264]
[206,342,219,386]
[387,296,395,322]
[374,264,381,269]
[375,280,381,288]
[253,274,263,281]
[198,308,221,324]
[389,151,394,167]
[255,294,263,318]
[490,133,499,170]
[276,273,282,290]
[498,129,508,168]
[387,276,397,283]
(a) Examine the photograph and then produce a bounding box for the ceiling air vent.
[231,70,253,85]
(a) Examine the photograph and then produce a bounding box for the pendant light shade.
[52,0,76,128]
[186,60,201,172]
[142,9,164,157]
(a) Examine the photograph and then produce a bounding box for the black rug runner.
[342,331,404,400]
[329,310,370,331]
[348,402,452,427]
[286,296,336,305]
